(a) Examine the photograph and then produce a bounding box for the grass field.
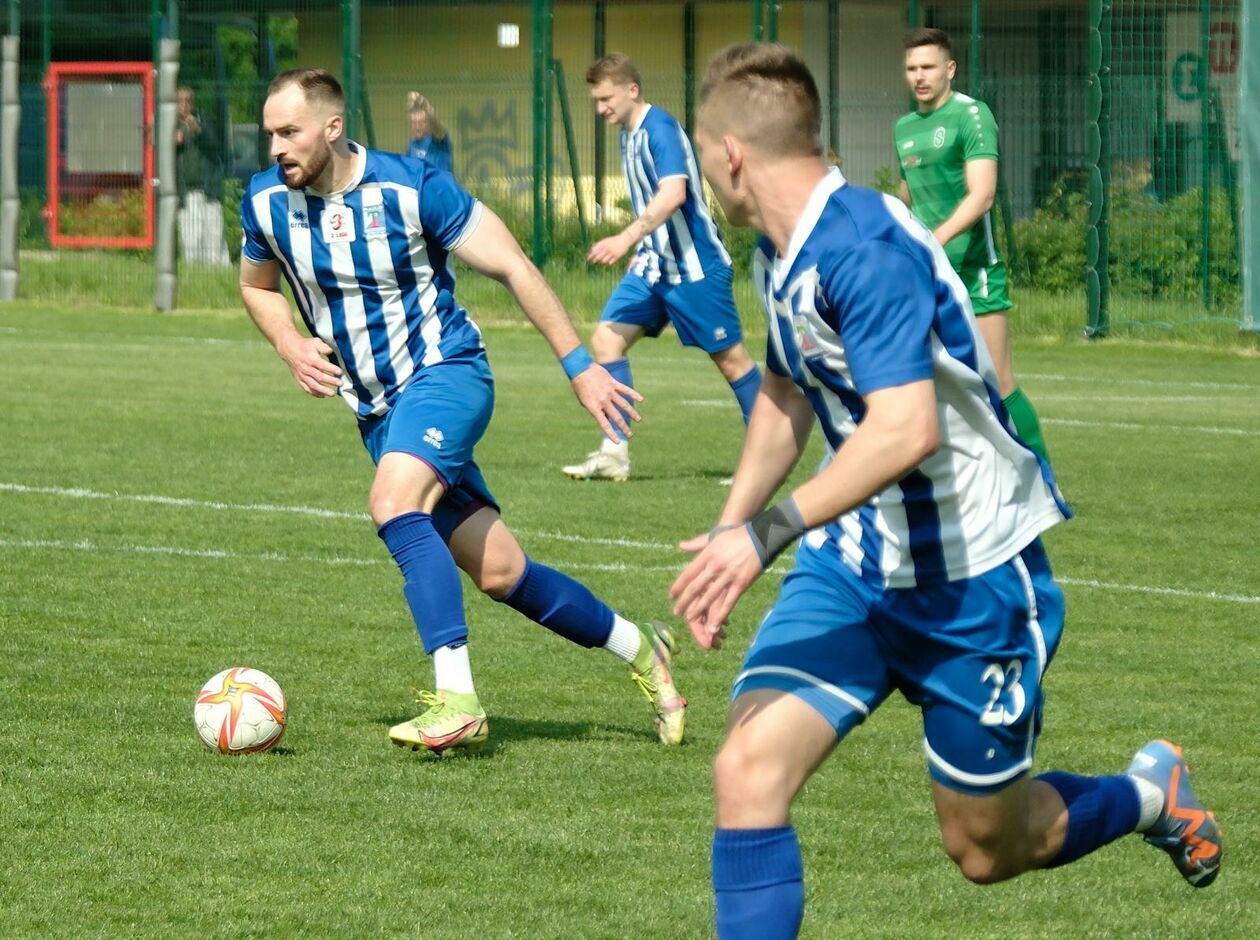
[1,299,1258,938]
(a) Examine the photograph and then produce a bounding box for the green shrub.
[59,189,148,238]
[1012,166,1240,306]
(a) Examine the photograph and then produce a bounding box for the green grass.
[1,301,1258,938]
[14,248,1260,352]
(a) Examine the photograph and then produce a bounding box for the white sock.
[433,643,476,696]
[600,437,629,459]
[603,615,642,665]
[1130,776,1165,832]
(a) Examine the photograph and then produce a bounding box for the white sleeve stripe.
[448,201,484,252]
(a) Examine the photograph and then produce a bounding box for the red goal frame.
[44,62,155,249]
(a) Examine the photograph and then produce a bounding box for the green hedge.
[1012,168,1240,306]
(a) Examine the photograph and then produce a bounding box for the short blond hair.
[698,44,822,158]
[267,67,345,116]
[585,52,642,90]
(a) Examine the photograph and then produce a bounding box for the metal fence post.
[1,31,20,300]
[1085,0,1111,338]
[1243,0,1259,330]
[155,37,180,311]
[341,0,360,140]
[532,0,552,267]
[593,0,605,222]
[1199,0,1212,308]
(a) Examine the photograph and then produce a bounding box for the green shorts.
[957,259,1011,315]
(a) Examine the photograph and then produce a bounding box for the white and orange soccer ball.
[194,667,287,755]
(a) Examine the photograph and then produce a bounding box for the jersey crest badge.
[363,203,387,240]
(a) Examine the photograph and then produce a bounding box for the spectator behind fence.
[404,91,453,174]
[176,86,230,268]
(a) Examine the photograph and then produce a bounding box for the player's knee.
[473,551,525,599]
[712,739,792,824]
[591,324,631,361]
[710,344,753,380]
[368,492,408,527]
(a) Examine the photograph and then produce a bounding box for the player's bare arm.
[672,373,813,649]
[932,157,996,247]
[239,256,341,397]
[671,378,939,645]
[898,179,913,208]
[587,176,687,265]
[454,205,643,441]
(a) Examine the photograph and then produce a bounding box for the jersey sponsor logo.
[321,206,356,244]
[363,203,387,240]
[423,427,445,449]
[932,126,947,148]
[904,154,922,169]
[290,209,309,230]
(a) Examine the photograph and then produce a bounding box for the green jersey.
[894,92,999,271]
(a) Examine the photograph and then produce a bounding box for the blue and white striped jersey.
[241,142,485,419]
[621,105,731,285]
[758,168,1070,588]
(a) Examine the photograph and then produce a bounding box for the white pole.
[0,33,20,300]
[155,38,180,311]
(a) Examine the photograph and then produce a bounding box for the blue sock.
[602,357,634,389]
[378,512,468,654]
[601,358,635,442]
[728,365,762,424]
[1037,772,1141,868]
[499,558,614,648]
[712,827,804,940]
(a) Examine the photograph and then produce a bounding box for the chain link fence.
[0,0,1248,334]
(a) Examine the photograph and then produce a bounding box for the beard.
[282,141,333,190]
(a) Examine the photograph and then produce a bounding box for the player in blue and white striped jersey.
[671,45,1220,937]
[239,69,687,754]
[561,53,763,482]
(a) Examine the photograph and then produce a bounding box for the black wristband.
[745,496,807,567]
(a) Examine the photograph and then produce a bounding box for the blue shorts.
[733,536,1065,796]
[358,356,499,542]
[600,268,742,353]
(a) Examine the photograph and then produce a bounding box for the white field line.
[1021,372,1260,393]
[5,326,1260,393]
[1040,417,1254,437]
[3,481,1258,606]
[675,403,1257,436]
[0,536,378,567]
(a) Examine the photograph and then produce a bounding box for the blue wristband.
[560,345,594,380]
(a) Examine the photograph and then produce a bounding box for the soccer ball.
[194,667,287,755]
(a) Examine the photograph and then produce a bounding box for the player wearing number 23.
[673,44,1221,939]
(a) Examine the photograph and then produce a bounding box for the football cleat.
[630,622,687,746]
[562,449,631,482]
[1126,739,1222,888]
[390,689,488,755]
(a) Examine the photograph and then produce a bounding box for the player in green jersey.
[895,28,1049,461]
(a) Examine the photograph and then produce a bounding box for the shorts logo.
[424,427,444,450]
[713,326,728,342]
[932,127,947,148]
